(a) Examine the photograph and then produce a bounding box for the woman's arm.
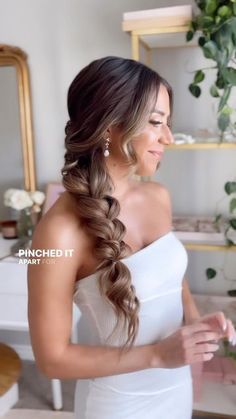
[182,277,201,325]
[27,210,161,380]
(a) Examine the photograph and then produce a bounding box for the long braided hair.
[61,56,173,349]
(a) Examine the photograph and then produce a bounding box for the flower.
[29,191,45,206]
[4,189,34,210]
[4,188,45,211]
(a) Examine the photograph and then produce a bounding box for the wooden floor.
[0,343,21,397]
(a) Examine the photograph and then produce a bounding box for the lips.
[148,150,164,157]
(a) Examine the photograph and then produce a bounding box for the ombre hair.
[61,56,173,349]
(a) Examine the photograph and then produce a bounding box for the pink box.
[202,355,223,382]
[191,362,203,402]
[221,357,236,384]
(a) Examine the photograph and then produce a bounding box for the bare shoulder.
[31,191,87,265]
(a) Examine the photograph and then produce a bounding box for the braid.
[62,145,140,348]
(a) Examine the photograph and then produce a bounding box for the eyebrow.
[151,108,170,118]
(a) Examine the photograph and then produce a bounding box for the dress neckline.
[75,230,174,287]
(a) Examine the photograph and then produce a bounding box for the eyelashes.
[149,120,172,129]
[149,120,162,126]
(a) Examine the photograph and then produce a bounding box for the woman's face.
[108,84,174,178]
[130,83,174,177]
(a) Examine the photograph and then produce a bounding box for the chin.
[135,161,161,177]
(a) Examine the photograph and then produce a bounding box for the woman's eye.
[149,120,162,126]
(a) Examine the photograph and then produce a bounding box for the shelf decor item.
[172,214,226,244]
[3,188,45,240]
[186,0,236,142]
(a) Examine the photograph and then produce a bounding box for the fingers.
[191,331,222,345]
[193,353,214,363]
[184,321,220,335]
[213,311,227,333]
[225,319,236,345]
[200,311,227,333]
[194,342,219,354]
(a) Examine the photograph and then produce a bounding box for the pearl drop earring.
[104,137,110,157]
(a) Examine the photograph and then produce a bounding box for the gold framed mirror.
[0,44,36,219]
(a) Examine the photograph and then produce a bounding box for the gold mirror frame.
[0,44,36,191]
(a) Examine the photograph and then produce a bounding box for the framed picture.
[42,182,65,215]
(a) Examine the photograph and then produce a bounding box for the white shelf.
[193,379,236,417]
[140,31,198,49]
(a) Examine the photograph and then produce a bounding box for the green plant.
[206,180,236,296]
[186,0,236,141]
[222,337,236,363]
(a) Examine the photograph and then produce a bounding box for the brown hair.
[61,56,173,349]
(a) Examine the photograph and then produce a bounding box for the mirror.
[0,44,36,220]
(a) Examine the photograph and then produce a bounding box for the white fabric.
[73,231,193,418]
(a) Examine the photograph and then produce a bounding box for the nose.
[158,125,174,145]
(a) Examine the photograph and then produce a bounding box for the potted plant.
[186,0,236,142]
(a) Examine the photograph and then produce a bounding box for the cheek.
[131,130,156,155]
[130,129,161,176]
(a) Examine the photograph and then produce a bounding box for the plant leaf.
[218,87,232,112]
[218,5,232,18]
[214,213,222,223]
[228,290,236,297]
[218,112,230,131]
[194,70,205,83]
[203,40,218,59]
[221,67,236,85]
[205,0,218,14]
[225,181,236,194]
[198,36,206,47]
[186,30,194,42]
[229,218,236,229]
[206,268,217,279]
[210,84,220,97]
[189,84,201,97]
[216,72,226,89]
[230,198,236,213]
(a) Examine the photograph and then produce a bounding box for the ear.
[105,125,121,139]
[105,127,112,138]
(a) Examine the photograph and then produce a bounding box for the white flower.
[29,191,45,206]
[4,189,17,206]
[4,188,33,210]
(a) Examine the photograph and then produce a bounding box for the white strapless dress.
[73,230,193,419]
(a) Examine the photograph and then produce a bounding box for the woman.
[28,56,236,419]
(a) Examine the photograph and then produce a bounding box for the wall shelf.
[123,22,194,61]
[184,243,236,252]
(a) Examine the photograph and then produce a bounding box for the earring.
[104,137,110,157]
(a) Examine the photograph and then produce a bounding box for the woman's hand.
[152,321,224,369]
[189,311,236,346]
